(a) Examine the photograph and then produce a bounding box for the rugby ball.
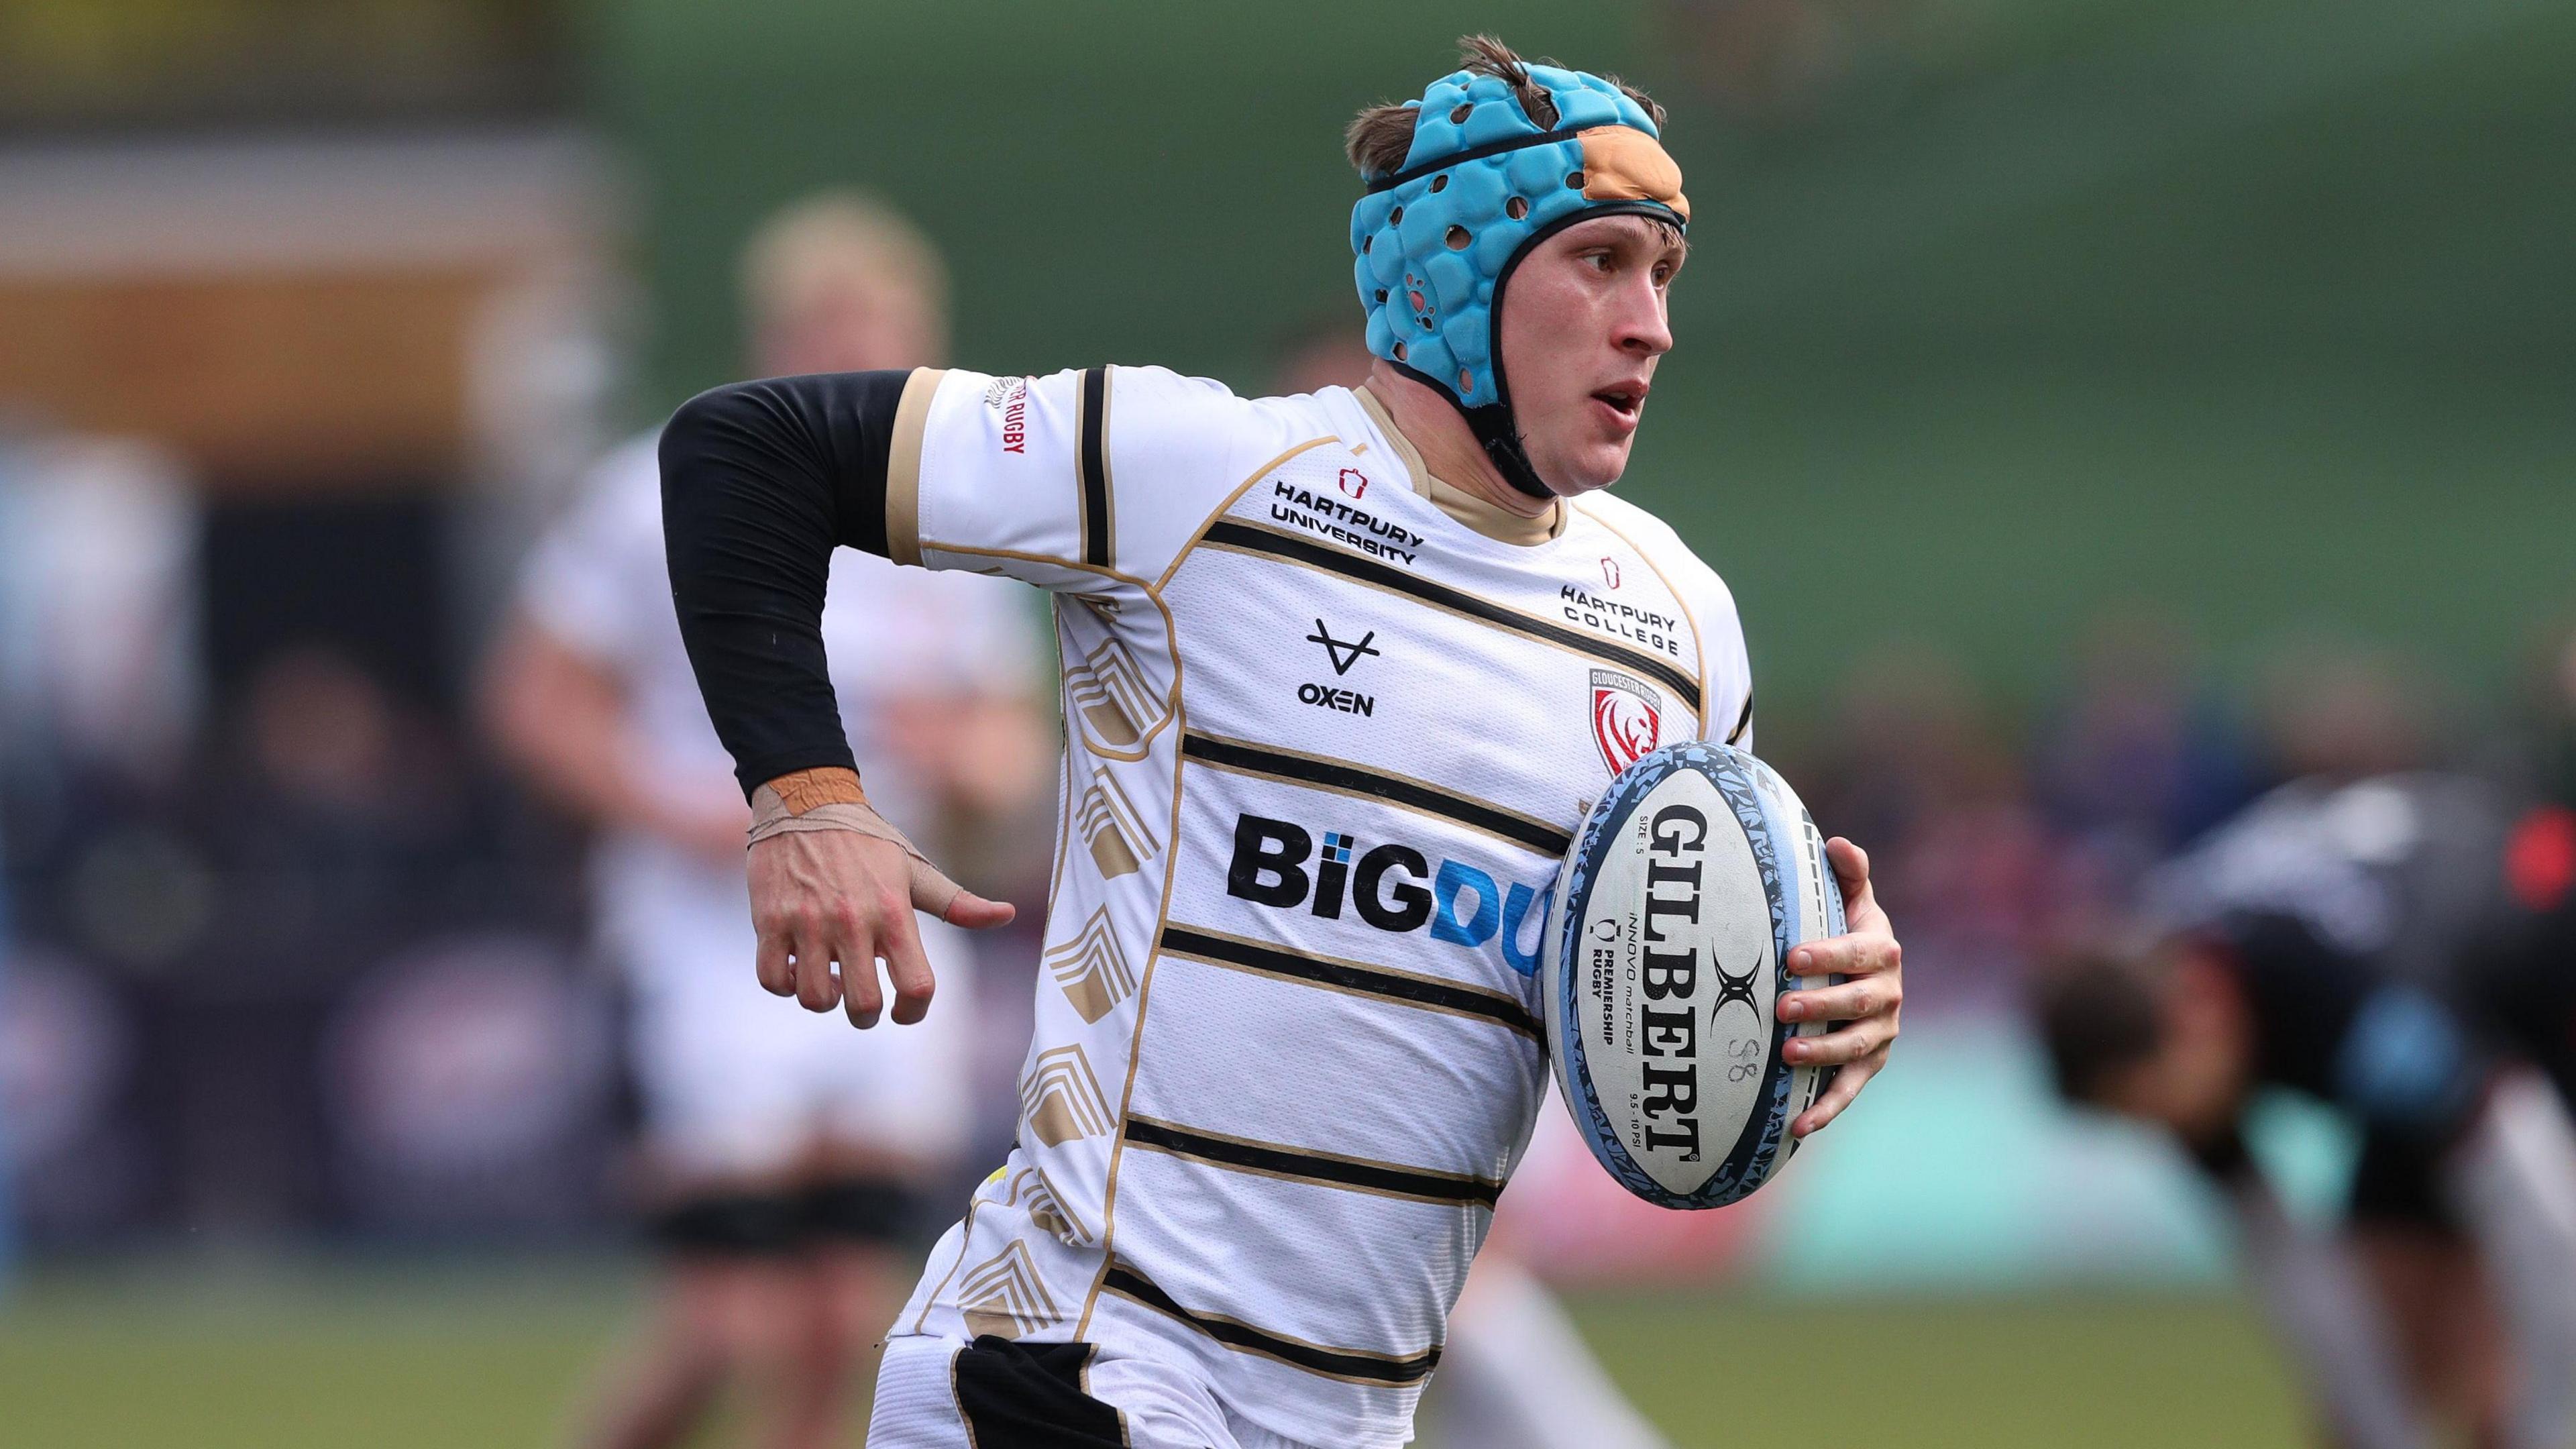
[1544,741,1845,1210]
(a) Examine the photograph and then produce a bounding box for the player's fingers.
[838,951,888,1030]
[906,857,962,920]
[1779,973,1900,1024]
[792,913,845,1014]
[903,851,1014,930]
[832,907,885,1029]
[755,924,796,998]
[1825,837,1893,929]
[942,888,1017,931]
[1784,1015,1895,1067]
[1825,837,1872,898]
[1788,930,1900,978]
[877,907,937,1028]
[1792,1046,1890,1137]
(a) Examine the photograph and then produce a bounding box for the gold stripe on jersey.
[1100,1260,1442,1387]
[1120,1113,1502,1208]
[1146,437,1342,594]
[1178,729,1570,857]
[1197,518,1703,714]
[883,366,945,568]
[1155,924,1541,1040]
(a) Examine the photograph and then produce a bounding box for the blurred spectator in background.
[2255,637,2435,784]
[2035,613,2258,903]
[485,191,1045,1449]
[1801,643,2053,1016]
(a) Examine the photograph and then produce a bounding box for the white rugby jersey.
[881,364,1752,1447]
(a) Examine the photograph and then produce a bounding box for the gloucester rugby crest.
[1589,669,1662,775]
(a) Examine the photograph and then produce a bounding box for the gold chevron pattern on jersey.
[1075,765,1159,878]
[1021,1043,1113,1146]
[1042,907,1138,1025]
[1004,1164,1089,1245]
[1058,599,1169,759]
[957,1241,1063,1340]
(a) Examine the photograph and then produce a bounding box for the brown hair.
[2030,950,2170,1105]
[1344,34,1669,180]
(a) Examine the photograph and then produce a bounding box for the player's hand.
[747,829,1014,1028]
[1775,837,1901,1137]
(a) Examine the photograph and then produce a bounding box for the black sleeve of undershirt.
[659,370,910,798]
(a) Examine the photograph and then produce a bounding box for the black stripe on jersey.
[1077,366,1112,568]
[1199,519,1702,712]
[1100,1261,1442,1386]
[1179,731,1572,857]
[1157,926,1542,1040]
[1728,691,1754,745]
[1122,1114,1503,1208]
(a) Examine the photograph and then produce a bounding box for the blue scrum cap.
[1350,52,1688,498]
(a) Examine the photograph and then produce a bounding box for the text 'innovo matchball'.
[1544,742,1846,1210]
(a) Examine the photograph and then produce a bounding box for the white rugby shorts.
[621,887,977,1179]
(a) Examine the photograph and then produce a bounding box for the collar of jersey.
[1353,383,1565,547]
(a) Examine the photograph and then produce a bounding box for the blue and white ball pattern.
[1542,742,1845,1210]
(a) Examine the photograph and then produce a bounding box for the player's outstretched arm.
[660,373,1014,1026]
[1776,838,1902,1136]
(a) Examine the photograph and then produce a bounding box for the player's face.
[1498,214,1684,496]
[755,282,947,376]
[2095,952,2251,1144]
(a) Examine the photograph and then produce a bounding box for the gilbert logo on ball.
[1543,741,1844,1209]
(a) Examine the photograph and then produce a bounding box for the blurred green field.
[0,1263,2308,1447]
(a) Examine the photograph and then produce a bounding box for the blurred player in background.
[1267,315,1669,1449]
[486,193,1046,1449]
[2037,773,2576,1449]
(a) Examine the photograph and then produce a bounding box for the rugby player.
[2037,773,2576,1449]
[659,39,1905,1446]
[487,193,1045,1449]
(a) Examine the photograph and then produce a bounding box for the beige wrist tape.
[746,771,962,918]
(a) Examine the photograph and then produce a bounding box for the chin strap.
[1463,400,1558,500]
[1391,361,1558,500]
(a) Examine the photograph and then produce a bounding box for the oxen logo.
[1336,468,1370,499]
[1589,669,1662,775]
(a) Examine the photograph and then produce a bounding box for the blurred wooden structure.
[0,133,611,493]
